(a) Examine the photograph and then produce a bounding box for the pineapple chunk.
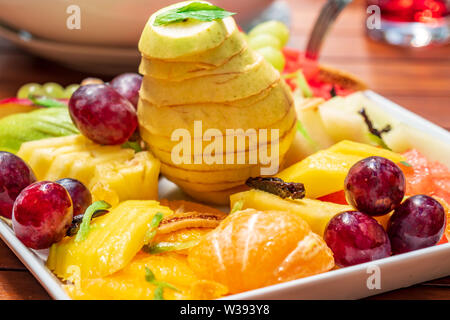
[66,148,135,187]
[17,134,90,162]
[90,152,160,206]
[47,200,173,279]
[231,189,352,236]
[277,140,405,198]
[328,140,405,162]
[17,135,160,204]
[231,189,391,235]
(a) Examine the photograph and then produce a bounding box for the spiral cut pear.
[137,1,296,204]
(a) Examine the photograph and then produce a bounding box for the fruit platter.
[0,1,449,300]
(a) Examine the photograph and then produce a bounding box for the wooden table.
[0,0,449,300]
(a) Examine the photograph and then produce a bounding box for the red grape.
[110,73,142,109]
[324,211,391,267]
[345,156,405,216]
[12,181,73,249]
[0,152,36,219]
[69,84,138,145]
[388,195,446,254]
[56,178,92,217]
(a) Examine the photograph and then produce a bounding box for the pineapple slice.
[277,140,405,198]
[231,189,352,236]
[47,200,173,279]
[17,135,160,204]
[230,189,391,236]
[17,134,90,162]
[90,152,160,206]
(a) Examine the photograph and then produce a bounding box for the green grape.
[256,47,286,72]
[63,84,80,99]
[248,34,282,50]
[248,20,290,47]
[42,82,65,98]
[17,83,44,99]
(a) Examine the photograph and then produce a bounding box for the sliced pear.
[296,97,334,149]
[144,26,246,66]
[140,58,279,106]
[383,123,450,168]
[318,92,395,144]
[138,80,292,137]
[140,47,258,81]
[141,111,296,161]
[139,1,235,59]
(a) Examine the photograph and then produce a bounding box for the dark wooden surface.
[0,0,448,300]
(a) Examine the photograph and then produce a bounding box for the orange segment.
[187,209,334,294]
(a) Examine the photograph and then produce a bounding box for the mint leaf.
[75,200,111,242]
[367,132,392,151]
[144,212,164,244]
[29,95,68,108]
[296,71,313,98]
[400,160,412,167]
[154,2,235,26]
[144,267,180,300]
[145,240,200,254]
[230,200,243,214]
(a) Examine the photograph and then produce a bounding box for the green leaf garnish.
[144,240,200,254]
[144,212,164,244]
[296,71,313,98]
[297,120,319,151]
[75,200,111,242]
[153,2,236,26]
[28,94,68,108]
[121,140,143,153]
[145,267,180,300]
[153,286,165,300]
[283,71,313,98]
[230,200,244,213]
[400,160,412,167]
[366,132,392,151]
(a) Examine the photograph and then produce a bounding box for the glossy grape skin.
[56,178,92,217]
[12,181,73,249]
[256,47,286,71]
[388,195,446,254]
[63,84,80,98]
[42,82,65,98]
[0,152,37,219]
[248,34,282,50]
[69,84,138,145]
[248,20,290,47]
[17,83,44,99]
[110,73,142,108]
[345,156,405,216]
[324,211,391,267]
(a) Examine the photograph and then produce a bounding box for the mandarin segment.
[187,209,334,293]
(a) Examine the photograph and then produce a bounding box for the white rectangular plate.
[0,90,449,300]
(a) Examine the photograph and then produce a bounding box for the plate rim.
[0,90,448,300]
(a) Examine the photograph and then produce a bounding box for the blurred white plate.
[0,21,140,75]
[0,91,449,300]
